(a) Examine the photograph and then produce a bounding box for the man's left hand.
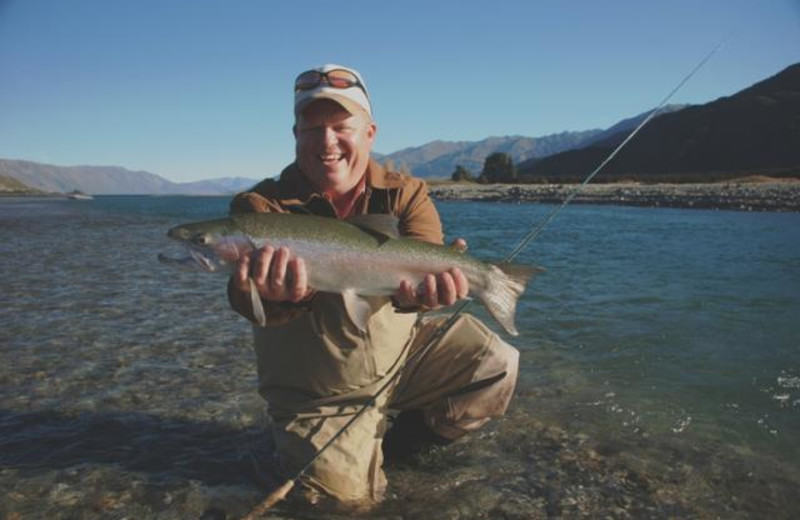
[393,239,469,310]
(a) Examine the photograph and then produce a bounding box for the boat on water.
[66,190,94,200]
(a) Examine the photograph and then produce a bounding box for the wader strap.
[284,198,337,218]
[367,187,399,216]
[282,187,398,218]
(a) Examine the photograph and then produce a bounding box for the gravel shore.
[429,181,800,212]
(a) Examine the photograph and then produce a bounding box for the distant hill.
[167,177,258,195]
[378,105,687,178]
[580,104,689,147]
[517,63,800,182]
[380,132,599,178]
[0,174,48,195]
[0,159,259,195]
[8,64,787,194]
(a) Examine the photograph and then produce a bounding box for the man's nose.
[322,127,337,147]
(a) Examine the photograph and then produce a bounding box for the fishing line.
[383,35,730,386]
[239,37,728,519]
[504,34,729,264]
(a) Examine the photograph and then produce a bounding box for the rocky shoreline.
[429,181,800,212]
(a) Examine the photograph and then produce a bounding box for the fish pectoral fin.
[341,289,372,332]
[249,277,267,327]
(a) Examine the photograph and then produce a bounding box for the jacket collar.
[276,157,405,202]
[366,158,407,189]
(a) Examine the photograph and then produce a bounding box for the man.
[228,64,519,507]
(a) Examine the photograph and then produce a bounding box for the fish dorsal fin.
[345,214,400,242]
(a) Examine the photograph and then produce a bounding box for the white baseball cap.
[294,64,373,118]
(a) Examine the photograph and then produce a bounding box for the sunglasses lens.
[325,69,359,89]
[295,71,322,91]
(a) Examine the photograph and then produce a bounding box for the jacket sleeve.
[391,177,446,313]
[227,190,314,326]
[395,178,444,245]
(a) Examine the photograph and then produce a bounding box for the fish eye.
[191,233,210,246]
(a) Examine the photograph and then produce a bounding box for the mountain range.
[2,62,797,194]
[517,63,800,181]
[0,174,47,195]
[0,105,686,195]
[0,159,258,195]
[377,105,687,178]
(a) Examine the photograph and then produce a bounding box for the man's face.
[295,99,376,197]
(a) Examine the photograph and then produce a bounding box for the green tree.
[481,152,516,183]
[451,165,473,182]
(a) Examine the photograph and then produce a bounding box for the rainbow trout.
[159,212,541,335]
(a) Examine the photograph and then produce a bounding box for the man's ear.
[292,124,298,138]
[366,121,377,142]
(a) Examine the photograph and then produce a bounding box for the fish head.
[160,218,252,273]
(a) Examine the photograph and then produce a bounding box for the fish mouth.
[161,224,230,272]
[158,246,219,272]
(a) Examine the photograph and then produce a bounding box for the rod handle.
[239,479,295,520]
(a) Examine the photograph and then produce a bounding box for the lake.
[1,196,798,519]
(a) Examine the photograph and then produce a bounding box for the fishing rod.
[239,38,727,519]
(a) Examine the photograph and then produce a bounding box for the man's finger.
[451,237,468,253]
[236,255,250,285]
[269,247,289,293]
[438,272,457,306]
[422,274,438,308]
[395,279,416,308]
[450,267,469,300]
[253,246,274,288]
[288,258,308,302]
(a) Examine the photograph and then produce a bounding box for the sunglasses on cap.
[294,68,368,96]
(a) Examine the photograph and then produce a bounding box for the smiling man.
[294,99,374,218]
[228,64,520,507]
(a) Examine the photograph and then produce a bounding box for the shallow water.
[1,196,798,519]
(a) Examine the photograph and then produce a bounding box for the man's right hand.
[228,246,314,322]
[233,245,313,303]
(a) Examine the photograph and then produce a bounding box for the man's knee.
[271,410,388,505]
[425,331,520,440]
[479,335,519,414]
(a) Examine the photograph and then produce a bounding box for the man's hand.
[393,238,470,310]
[231,246,313,303]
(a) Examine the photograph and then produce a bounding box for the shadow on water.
[0,408,275,487]
[3,407,800,519]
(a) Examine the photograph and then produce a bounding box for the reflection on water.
[1,196,799,519]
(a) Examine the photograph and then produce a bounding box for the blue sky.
[1,0,798,183]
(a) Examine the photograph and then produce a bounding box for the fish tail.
[480,263,543,336]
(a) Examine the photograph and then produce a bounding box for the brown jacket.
[228,159,444,417]
[231,159,443,242]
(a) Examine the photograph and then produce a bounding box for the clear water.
[1,196,798,519]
